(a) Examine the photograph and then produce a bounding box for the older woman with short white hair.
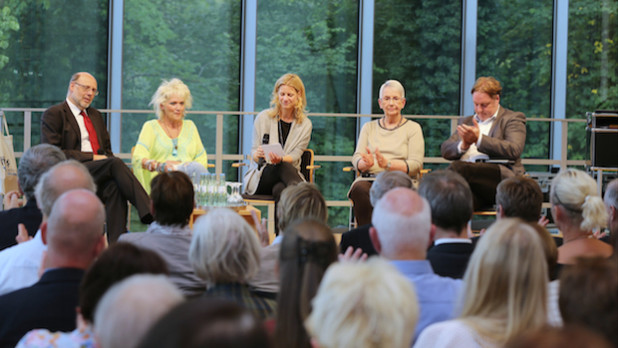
[132,78,208,193]
[189,208,276,319]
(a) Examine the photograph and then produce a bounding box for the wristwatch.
[386,160,392,170]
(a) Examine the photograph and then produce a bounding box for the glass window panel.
[567,1,618,160]
[374,0,462,158]
[122,0,241,159]
[477,0,553,162]
[0,0,109,151]
[256,0,359,211]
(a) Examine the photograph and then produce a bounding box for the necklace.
[159,119,181,139]
[381,116,404,130]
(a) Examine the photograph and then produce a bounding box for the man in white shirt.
[40,72,153,242]
[441,76,526,210]
[0,160,96,295]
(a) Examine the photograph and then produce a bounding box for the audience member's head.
[276,219,338,348]
[150,171,194,227]
[370,187,431,259]
[496,176,544,222]
[603,178,618,248]
[529,223,559,280]
[42,189,106,270]
[34,160,96,217]
[189,208,261,287]
[505,324,613,348]
[460,218,548,345]
[94,274,183,348]
[17,144,66,200]
[150,78,193,119]
[277,182,327,232]
[137,298,270,348]
[559,257,618,347]
[305,258,419,348]
[418,170,473,236]
[369,170,414,207]
[550,168,607,231]
[79,242,168,325]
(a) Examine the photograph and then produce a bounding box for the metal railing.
[1,107,587,167]
[1,107,590,210]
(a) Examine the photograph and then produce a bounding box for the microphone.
[258,134,269,168]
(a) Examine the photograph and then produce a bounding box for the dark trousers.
[254,162,303,233]
[254,162,303,200]
[448,160,502,211]
[85,157,151,242]
[349,180,373,227]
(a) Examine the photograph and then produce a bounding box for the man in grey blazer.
[441,76,526,210]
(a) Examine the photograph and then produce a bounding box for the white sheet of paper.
[262,143,285,163]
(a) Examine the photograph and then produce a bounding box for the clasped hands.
[143,159,181,172]
[255,146,283,165]
[457,119,481,151]
[358,147,388,171]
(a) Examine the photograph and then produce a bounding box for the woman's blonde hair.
[266,73,307,123]
[277,183,327,232]
[149,78,193,119]
[305,258,419,348]
[189,208,261,287]
[550,168,607,231]
[461,218,548,345]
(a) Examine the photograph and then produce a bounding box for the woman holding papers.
[243,73,312,204]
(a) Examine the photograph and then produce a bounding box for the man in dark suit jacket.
[0,144,65,251]
[0,189,106,347]
[40,72,152,242]
[419,170,474,279]
[340,171,413,257]
[441,76,526,210]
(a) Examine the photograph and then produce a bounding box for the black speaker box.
[586,110,618,168]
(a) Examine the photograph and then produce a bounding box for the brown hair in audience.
[275,219,337,348]
[150,171,194,226]
[506,324,612,348]
[137,298,271,348]
[79,242,168,324]
[496,176,543,222]
[559,256,618,347]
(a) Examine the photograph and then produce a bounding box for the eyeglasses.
[74,82,99,96]
[381,96,401,103]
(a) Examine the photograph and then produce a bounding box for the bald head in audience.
[41,189,106,270]
[370,187,432,260]
[94,274,183,348]
[35,160,97,218]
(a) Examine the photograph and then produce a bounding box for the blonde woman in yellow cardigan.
[132,78,208,193]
